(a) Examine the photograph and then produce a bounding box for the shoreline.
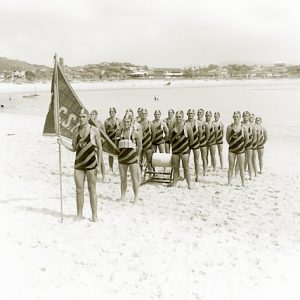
[2,78,300,95]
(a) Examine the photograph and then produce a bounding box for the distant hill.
[0,57,50,71]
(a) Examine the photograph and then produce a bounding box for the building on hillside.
[128,71,148,78]
[154,68,183,78]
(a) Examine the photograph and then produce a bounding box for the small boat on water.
[23,88,39,98]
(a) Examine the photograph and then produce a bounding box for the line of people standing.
[58,107,268,221]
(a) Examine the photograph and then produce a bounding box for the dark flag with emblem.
[43,57,119,156]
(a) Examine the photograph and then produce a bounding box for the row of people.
[58,108,267,222]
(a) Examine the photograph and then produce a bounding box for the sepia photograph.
[1,0,300,299]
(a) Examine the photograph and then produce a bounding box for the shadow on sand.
[16,205,76,219]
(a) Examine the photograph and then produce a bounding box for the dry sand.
[1,81,300,300]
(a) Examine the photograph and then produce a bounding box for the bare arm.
[134,131,142,160]
[163,122,169,139]
[186,124,194,146]
[226,126,231,144]
[95,130,103,167]
[263,127,268,144]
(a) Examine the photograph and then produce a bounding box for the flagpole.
[53,54,63,223]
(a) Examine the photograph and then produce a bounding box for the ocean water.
[1,79,300,136]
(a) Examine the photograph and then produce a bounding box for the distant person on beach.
[205,111,217,172]
[213,112,224,169]
[104,107,121,172]
[185,109,201,182]
[58,109,103,222]
[115,113,142,203]
[226,111,249,187]
[151,110,168,154]
[164,109,175,153]
[253,116,268,174]
[138,108,153,171]
[170,110,193,189]
[90,110,105,181]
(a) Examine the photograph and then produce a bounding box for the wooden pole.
[53,54,63,223]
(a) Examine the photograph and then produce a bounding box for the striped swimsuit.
[106,121,118,142]
[228,126,245,154]
[206,124,216,146]
[75,127,97,171]
[189,122,200,150]
[257,128,265,149]
[245,125,253,150]
[199,124,207,147]
[142,122,152,150]
[118,128,138,164]
[152,122,165,145]
[215,123,224,145]
[171,126,190,155]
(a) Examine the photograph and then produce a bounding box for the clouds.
[1,0,300,67]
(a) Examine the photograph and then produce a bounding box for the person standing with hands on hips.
[57,108,103,222]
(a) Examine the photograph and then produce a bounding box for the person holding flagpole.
[58,108,103,222]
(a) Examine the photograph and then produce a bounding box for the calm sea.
[1,79,300,135]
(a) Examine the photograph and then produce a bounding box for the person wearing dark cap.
[58,108,103,222]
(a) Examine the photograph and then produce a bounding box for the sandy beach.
[1,80,300,300]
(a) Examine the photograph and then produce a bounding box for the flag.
[43,61,120,156]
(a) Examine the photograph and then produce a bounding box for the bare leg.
[200,147,208,176]
[209,145,217,172]
[108,155,114,171]
[118,163,128,201]
[228,152,236,186]
[145,149,153,170]
[245,149,253,180]
[252,149,258,177]
[234,156,239,177]
[86,169,98,222]
[182,153,192,189]
[129,163,140,202]
[158,143,165,153]
[237,153,246,187]
[165,143,170,154]
[171,154,180,187]
[193,148,201,182]
[100,157,105,181]
[217,144,224,169]
[257,148,264,174]
[152,144,158,154]
[74,169,86,220]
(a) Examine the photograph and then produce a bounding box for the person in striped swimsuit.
[164,109,175,153]
[116,114,142,203]
[253,116,268,174]
[170,110,193,189]
[198,117,208,176]
[151,110,169,154]
[205,111,217,172]
[213,112,224,169]
[90,109,106,181]
[139,108,153,171]
[185,109,201,182]
[242,111,256,179]
[104,107,121,172]
[226,111,249,187]
[58,109,103,222]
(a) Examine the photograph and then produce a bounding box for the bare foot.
[74,215,83,222]
[91,215,98,222]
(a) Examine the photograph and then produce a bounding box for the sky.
[1,0,300,67]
